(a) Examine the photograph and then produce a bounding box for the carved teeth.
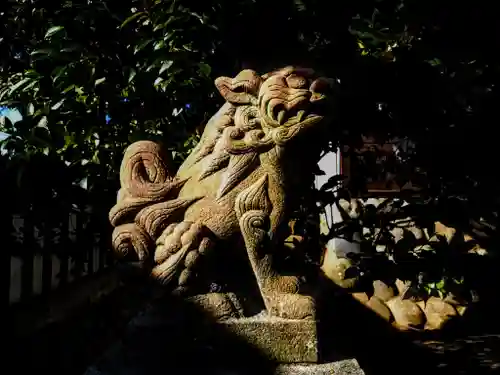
[277,109,286,125]
[297,110,306,122]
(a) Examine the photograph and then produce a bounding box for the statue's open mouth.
[275,107,323,126]
[266,103,323,128]
[276,107,306,125]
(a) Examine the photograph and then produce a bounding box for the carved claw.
[154,221,200,265]
[111,223,152,262]
[150,243,191,285]
[150,221,212,289]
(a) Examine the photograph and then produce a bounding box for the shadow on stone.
[85,281,281,375]
[9,265,500,375]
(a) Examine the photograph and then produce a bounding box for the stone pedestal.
[86,359,365,375]
[220,317,318,363]
[275,360,364,375]
[83,296,365,375]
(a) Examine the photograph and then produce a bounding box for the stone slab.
[122,299,319,363]
[275,359,365,375]
[85,359,365,375]
[220,317,318,363]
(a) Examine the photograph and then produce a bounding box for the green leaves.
[0,0,221,194]
[159,61,174,75]
[45,25,65,39]
[128,68,137,83]
[120,11,147,29]
[51,98,65,110]
[134,39,153,54]
[198,63,211,77]
[94,77,106,86]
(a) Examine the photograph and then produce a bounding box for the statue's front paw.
[266,293,315,320]
[187,292,244,320]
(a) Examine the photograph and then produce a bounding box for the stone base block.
[85,359,365,375]
[220,316,318,363]
[275,359,365,375]
[84,296,367,375]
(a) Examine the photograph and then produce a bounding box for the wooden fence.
[2,205,114,309]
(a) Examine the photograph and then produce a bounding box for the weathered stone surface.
[366,296,393,322]
[372,280,395,302]
[386,297,425,330]
[321,251,359,289]
[352,292,369,304]
[395,279,411,295]
[81,293,359,373]
[433,222,487,256]
[86,359,366,375]
[83,297,322,374]
[187,292,245,319]
[423,297,457,330]
[444,292,464,306]
[456,305,468,316]
[434,221,456,243]
[220,317,318,363]
[337,198,362,219]
[390,227,405,242]
[407,226,425,241]
[275,359,365,375]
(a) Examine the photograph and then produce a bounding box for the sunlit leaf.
[9,78,32,95]
[25,70,41,79]
[128,68,137,83]
[27,103,35,115]
[154,40,165,50]
[94,77,106,86]
[52,66,68,82]
[63,84,76,93]
[121,12,147,29]
[159,61,173,75]
[45,25,64,39]
[51,98,65,110]
[31,49,52,56]
[134,39,152,54]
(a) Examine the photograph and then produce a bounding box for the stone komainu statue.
[109,66,335,320]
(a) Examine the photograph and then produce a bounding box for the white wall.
[314,151,361,257]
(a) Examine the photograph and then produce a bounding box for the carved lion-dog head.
[183,67,336,201]
[214,66,335,152]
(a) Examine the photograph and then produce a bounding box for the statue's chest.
[176,163,270,240]
[181,197,240,240]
